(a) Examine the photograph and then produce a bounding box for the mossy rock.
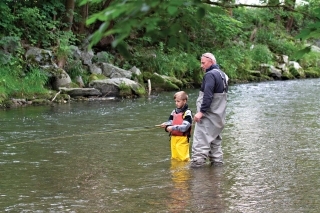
[260,74,273,81]
[132,73,144,84]
[118,83,132,97]
[305,69,320,78]
[289,67,305,78]
[143,72,153,81]
[149,73,181,91]
[135,86,146,96]
[163,81,180,90]
[281,71,295,80]
[119,88,132,97]
[88,73,107,82]
[247,75,260,82]
[35,92,53,100]
[1,99,14,108]
[247,74,272,82]
[248,70,261,77]
[32,99,51,105]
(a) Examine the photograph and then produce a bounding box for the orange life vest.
[171,111,191,137]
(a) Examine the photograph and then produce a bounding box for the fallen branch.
[51,90,61,102]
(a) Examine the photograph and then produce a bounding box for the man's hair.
[174,91,188,101]
[201,52,216,63]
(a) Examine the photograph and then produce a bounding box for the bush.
[215,45,253,79]
[0,64,49,102]
[249,44,273,68]
[298,51,320,68]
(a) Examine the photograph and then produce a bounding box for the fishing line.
[0,126,161,147]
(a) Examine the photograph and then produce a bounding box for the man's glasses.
[202,55,211,59]
[202,55,213,61]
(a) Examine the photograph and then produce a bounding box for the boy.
[160,91,192,161]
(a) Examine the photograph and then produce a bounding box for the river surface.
[0,78,319,213]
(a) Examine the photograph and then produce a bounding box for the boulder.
[25,47,54,67]
[288,61,305,78]
[100,63,132,79]
[59,87,102,97]
[52,68,72,89]
[89,78,145,97]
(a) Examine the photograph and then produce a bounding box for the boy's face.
[175,97,186,109]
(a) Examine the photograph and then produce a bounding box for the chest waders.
[170,110,191,162]
[191,69,228,165]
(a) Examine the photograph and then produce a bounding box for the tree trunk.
[286,16,294,32]
[79,3,89,34]
[93,0,115,48]
[284,0,296,32]
[64,0,75,31]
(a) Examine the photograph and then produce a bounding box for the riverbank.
[1,76,319,110]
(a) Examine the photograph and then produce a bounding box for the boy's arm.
[160,110,174,128]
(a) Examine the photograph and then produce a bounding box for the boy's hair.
[174,91,188,101]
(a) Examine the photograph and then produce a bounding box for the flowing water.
[0,78,319,213]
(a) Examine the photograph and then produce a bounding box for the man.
[190,52,228,168]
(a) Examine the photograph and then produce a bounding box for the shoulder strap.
[183,109,192,119]
[210,69,228,93]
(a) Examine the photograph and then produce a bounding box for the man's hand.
[194,112,203,122]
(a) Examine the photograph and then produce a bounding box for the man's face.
[201,57,213,71]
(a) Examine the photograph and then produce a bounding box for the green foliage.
[205,12,243,46]
[0,1,18,37]
[118,82,132,97]
[65,58,84,80]
[304,68,320,78]
[134,46,198,82]
[0,0,320,104]
[298,51,320,68]
[81,0,206,53]
[249,44,273,68]
[296,7,320,41]
[92,51,115,63]
[55,31,78,60]
[270,39,300,56]
[136,87,146,96]
[16,7,57,47]
[0,64,49,102]
[215,46,253,79]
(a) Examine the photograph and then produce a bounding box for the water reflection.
[167,160,191,212]
[189,167,226,213]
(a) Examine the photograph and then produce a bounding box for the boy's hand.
[160,123,167,128]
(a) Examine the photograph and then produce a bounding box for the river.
[0,78,319,212]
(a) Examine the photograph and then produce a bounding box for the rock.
[25,47,54,66]
[81,49,94,65]
[89,63,102,74]
[129,66,142,76]
[100,63,132,79]
[288,61,305,78]
[59,87,102,97]
[269,66,282,79]
[52,68,72,89]
[88,78,145,97]
[276,55,289,64]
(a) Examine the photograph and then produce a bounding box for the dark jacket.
[200,64,228,113]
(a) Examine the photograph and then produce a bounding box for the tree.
[79,0,210,54]
[64,0,75,31]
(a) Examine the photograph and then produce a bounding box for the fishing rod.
[0,125,161,147]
